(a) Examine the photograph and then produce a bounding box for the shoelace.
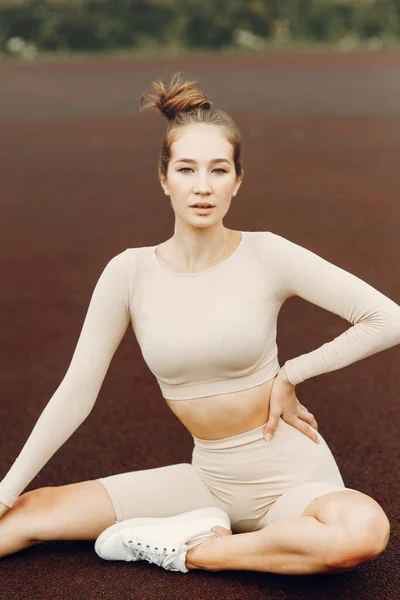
[127,538,186,569]
[127,530,219,570]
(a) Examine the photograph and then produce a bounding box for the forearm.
[0,380,96,508]
[283,309,400,386]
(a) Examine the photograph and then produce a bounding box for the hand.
[263,368,319,443]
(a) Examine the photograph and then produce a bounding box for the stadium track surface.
[0,50,399,600]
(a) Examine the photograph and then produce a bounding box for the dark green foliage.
[0,0,399,53]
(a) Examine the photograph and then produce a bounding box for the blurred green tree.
[0,0,399,54]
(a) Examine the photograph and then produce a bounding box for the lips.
[191,203,214,208]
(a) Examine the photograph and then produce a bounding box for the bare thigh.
[11,480,117,542]
[8,462,218,545]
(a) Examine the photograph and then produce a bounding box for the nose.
[193,172,212,195]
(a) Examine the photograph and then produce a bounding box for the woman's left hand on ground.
[263,368,320,443]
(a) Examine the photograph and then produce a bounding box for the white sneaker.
[94,506,231,573]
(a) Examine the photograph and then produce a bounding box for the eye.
[178,168,227,174]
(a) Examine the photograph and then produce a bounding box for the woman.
[0,73,399,576]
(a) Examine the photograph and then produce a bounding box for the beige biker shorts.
[97,417,353,534]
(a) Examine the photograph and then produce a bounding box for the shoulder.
[103,248,134,274]
[97,248,139,291]
[253,230,311,255]
[106,245,154,297]
[248,230,295,256]
[246,230,289,245]
[250,231,317,275]
[106,246,148,271]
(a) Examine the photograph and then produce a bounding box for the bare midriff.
[165,376,276,440]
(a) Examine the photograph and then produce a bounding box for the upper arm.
[60,250,133,395]
[265,232,400,325]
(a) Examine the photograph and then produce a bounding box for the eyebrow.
[174,158,231,165]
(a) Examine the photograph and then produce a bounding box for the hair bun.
[140,72,211,121]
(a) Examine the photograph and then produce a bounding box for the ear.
[233,169,244,196]
[159,170,169,195]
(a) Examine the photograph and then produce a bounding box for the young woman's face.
[161,124,243,228]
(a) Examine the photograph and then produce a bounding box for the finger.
[298,409,314,423]
[293,419,320,443]
[263,411,281,441]
[300,415,319,431]
[298,409,318,430]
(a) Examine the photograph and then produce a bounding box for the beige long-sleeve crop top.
[1,230,399,508]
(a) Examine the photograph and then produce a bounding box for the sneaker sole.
[94,506,230,555]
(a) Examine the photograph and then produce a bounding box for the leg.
[96,463,219,523]
[186,489,390,575]
[0,480,117,558]
[0,462,220,559]
[301,488,390,570]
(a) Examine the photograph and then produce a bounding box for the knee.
[328,505,391,570]
[16,487,56,508]
[11,487,59,538]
